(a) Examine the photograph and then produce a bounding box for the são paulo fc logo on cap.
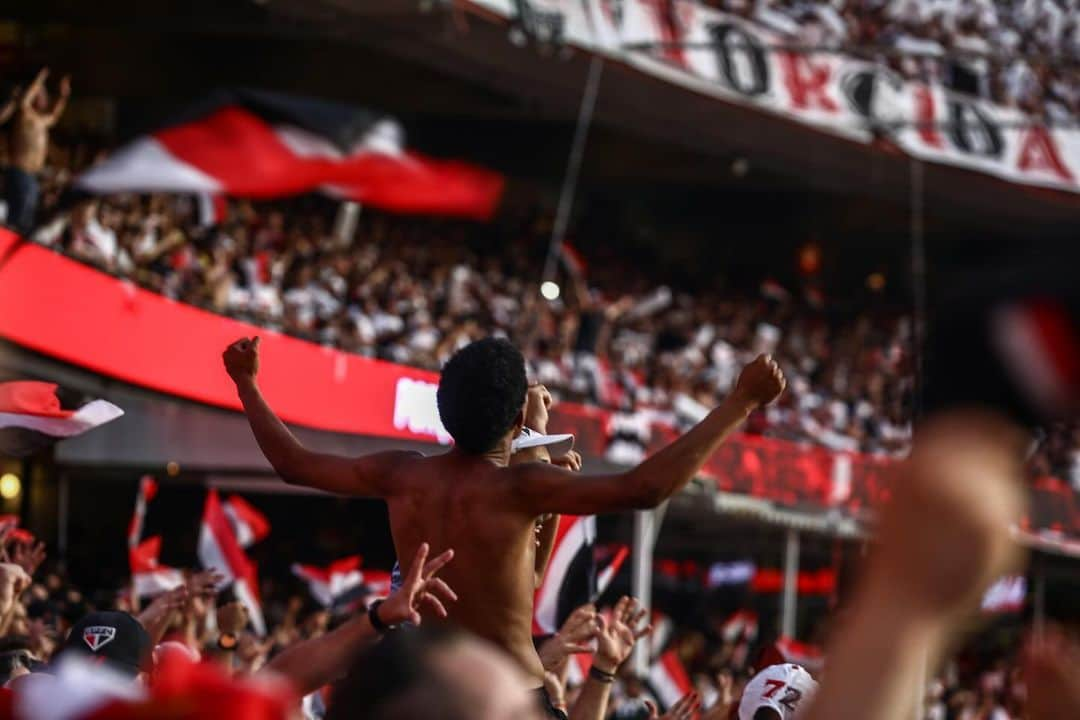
[82,625,117,652]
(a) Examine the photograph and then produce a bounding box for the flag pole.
[541,55,604,288]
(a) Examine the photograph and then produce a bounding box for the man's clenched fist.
[731,354,786,410]
[224,337,261,383]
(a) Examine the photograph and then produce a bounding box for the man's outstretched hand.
[224,337,261,384]
[731,354,786,410]
[379,542,457,626]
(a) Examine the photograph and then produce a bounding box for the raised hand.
[137,586,189,644]
[10,540,46,578]
[1023,626,1080,719]
[552,450,582,472]
[186,568,225,598]
[544,671,569,717]
[538,602,600,672]
[223,337,261,383]
[216,601,250,636]
[594,596,651,674]
[701,671,735,720]
[524,384,553,431]
[645,692,702,720]
[378,542,456,626]
[731,354,786,409]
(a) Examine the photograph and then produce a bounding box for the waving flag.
[198,490,265,634]
[533,515,596,635]
[127,476,157,550]
[647,650,694,711]
[594,544,629,598]
[129,536,184,598]
[222,495,270,549]
[76,89,504,220]
[533,518,631,635]
[125,475,182,597]
[0,381,122,456]
[291,556,365,608]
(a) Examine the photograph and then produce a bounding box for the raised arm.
[224,337,417,497]
[511,355,785,516]
[262,543,455,696]
[21,68,48,113]
[0,87,18,126]
[45,75,70,126]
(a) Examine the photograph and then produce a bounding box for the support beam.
[630,500,669,675]
[1034,559,1046,639]
[780,528,800,639]
[631,509,655,676]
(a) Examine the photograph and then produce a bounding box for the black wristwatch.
[368,599,398,634]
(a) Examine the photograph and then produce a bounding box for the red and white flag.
[649,610,674,660]
[125,475,182,597]
[359,569,392,600]
[595,544,629,598]
[647,650,694,711]
[291,556,364,608]
[0,381,122,456]
[222,495,270,549]
[533,515,596,635]
[127,476,158,550]
[76,89,504,221]
[198,490,265,635]
[559,243,588,278]
[129,536,184,598]
[533,519,630,636]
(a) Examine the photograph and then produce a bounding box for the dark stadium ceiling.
[4,0,1076,239]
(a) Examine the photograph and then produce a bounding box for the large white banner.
[469,0,1079,194]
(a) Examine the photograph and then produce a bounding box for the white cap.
[511,426,574,459]
[738,664,818,720]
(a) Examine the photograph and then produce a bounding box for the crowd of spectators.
[0,522,1061,720]
[5,138,1075,487]
[25,145,920,458]
[708,0,1079,123]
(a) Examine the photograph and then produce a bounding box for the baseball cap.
[59,611,150,678]
[738,664,818,720]
[511,426,574,459]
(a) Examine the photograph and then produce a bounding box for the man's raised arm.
[224,337,416,496]
[511,355,785,516]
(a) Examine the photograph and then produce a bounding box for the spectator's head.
[0,650,37,685]
[437,337,527,454]
[738,664,818,720]
[329,626,544,720]
[58,611,150,680]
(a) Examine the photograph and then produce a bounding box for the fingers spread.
[421,592,448,618]
[405,543,430,587]
[422,548,454,579]
[425,577,458,603]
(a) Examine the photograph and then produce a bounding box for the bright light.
[867,272,886,291]
[540,281,561,300]
[0,474,21,500]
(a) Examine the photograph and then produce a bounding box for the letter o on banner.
[947,100,1004,158]
[707,23,769,97]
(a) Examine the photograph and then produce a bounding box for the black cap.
[60,611,150,677]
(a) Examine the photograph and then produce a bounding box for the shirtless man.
[1,68,70,234]
[223,335,784,712]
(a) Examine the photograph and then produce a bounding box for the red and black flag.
[76,89,505,220]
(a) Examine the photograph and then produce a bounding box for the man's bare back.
[385,451,552,679]
[223,335,785,687]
